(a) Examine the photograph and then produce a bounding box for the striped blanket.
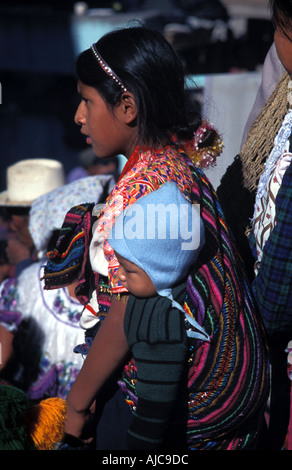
[120,163,270,450]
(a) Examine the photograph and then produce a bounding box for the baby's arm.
[65,294,129,440]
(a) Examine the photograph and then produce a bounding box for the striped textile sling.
[185,164,269,449]
[120,162,270,450]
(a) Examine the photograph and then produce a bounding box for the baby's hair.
[270,0,292,34]
[76,25,216,150]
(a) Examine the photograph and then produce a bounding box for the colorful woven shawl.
[42,203,95,302]
[185,164,269,449]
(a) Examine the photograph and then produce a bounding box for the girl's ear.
[119,92,137,125]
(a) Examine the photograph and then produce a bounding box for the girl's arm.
[65,294,129,440]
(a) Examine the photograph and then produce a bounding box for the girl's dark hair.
[76,25,213,148]
[270,0,292,33]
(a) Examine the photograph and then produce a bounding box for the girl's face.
[75,81,137,159]
[115,251,157,298]
[274,26,292,78]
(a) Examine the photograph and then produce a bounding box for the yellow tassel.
[25,397,67,450]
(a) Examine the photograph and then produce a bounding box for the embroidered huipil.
[0,262,84,400]
[90,145,194,293]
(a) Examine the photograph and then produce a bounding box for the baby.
[108,181,209,450]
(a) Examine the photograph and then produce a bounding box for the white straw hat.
[0,158,65,207]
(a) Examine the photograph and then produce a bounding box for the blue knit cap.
[108,182,209,341]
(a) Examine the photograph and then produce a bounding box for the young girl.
[63,25,269,450]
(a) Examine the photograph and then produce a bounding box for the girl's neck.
[119,141,174,180]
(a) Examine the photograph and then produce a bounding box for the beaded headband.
[91,44,127,92]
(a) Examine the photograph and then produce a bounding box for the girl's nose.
[74,101,86,126]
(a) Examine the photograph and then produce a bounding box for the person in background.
[218,0,292,450]
[0,158,65,277]
[0,174,115,401]
[241,42,284,148]
[67,147,119,183]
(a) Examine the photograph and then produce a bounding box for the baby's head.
[108,182,204,300]
[114,252,157,299]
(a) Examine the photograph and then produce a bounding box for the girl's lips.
[86,136,92,145]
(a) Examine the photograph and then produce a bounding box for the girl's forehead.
[77,79,82,92]
[77,81,99,98]
[77,80,86,93]
[77,80,90,92]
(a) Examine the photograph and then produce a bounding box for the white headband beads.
[91,44,127,92]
